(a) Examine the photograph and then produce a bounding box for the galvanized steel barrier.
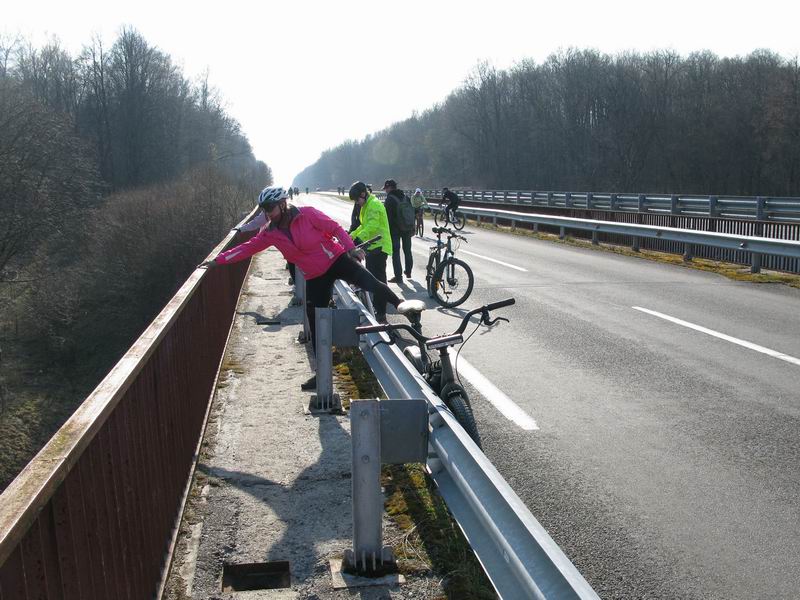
[334,280,600,600]
[431,204,800,274]
[0,226,254,599]
[425,189,800,222]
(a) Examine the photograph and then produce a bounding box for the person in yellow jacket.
[349,180,394,321]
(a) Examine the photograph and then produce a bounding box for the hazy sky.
[5,0,800,185]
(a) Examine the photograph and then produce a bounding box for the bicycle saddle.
[396,299,426,316]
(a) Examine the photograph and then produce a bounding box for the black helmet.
[349,180,368,201]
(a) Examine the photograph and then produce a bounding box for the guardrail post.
[481,191,486,201]
[638,194,646,213]
[503,190,508,202]
[347,399,385,571]
[533,222,539,233]
[751,253,762,273]
[709,195,718,217]
[592,227,599,245]
[632,236,640,252]
[547,192,554,207]
[516,191,521,202]
[559,226,566,240]
[471,190,476,201]
[671,195,679,215]
[683,243,693,262]
[756,196,766,221]
[295,269,310,343]
[610,193,617,211]
[345,399,428,574]
[565,192,573,208]
[586,192,594,210]
[312,308,338,410]
[511,219,516,231]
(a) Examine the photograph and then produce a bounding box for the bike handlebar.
[355,297,516,343]
[354,235,381,250]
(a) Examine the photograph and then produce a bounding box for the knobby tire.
[432,257,474,308]
[444,388,482,448]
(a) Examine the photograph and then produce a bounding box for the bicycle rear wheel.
[432,257,474,308]
[444,388,482,448]
[452,211,466,230]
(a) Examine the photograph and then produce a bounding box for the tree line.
[295,48,800,197]
[0,28,271,490]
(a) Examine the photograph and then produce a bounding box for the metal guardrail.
[429,205,800,274]
[334,280,600,600]
[0,223,255,599]
[423,189,800,222]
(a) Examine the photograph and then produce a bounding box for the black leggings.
[305,253,402,351]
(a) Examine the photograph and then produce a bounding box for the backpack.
[397,194,416,232]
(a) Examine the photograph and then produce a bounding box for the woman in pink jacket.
[202,187,410,384]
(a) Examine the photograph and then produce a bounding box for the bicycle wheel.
[443,387,482,448]
[434,209,443,227]
[416,213,424,237]
[425,254,439,298]
[432,258,474,308]
[452,211,466,231]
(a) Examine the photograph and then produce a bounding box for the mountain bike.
[355,298,516,448]
[434,203,466,230]
[426,227,474,308]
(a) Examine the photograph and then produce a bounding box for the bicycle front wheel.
[426,254,438,298]
[432,258,474,308]
[434,209,443,227]
[444,388,482,448]
[452,211,466,230]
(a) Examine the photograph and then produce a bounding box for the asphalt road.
[300,193,800,599]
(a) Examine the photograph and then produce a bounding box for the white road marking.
[458,249,528,272]
[632,306,800,367]
[456,356,539,430]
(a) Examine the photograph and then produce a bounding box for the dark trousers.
[364,250,392,316]
[305,253,400,350]
[391,231,413,278]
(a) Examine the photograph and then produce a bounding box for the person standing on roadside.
[349,180,394,322]
[383,179,413,282]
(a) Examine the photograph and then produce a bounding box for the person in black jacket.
[383,179,413,283]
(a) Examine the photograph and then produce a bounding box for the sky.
[5,0,800,185]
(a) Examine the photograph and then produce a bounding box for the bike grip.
[485,298,516,311]
[355,235,381,249]
[355,324,390,334]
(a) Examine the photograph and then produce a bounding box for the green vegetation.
[297,49,800,198]
[0,29,271,491]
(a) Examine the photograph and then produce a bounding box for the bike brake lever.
[486,316,509,327]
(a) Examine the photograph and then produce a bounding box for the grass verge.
[333,346,496,599]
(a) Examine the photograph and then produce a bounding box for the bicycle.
[355,297,516,448]
[415,207,426,237]
[426,227,474,308]
[434,203,466,231]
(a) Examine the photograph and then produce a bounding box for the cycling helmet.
[349,181,368,201]
[257,186,289,208]
[415,188,422,194]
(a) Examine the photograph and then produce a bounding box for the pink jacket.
[215,206,355,279]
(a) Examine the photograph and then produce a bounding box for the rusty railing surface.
[0,227,252,599]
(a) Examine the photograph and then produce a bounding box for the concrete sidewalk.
[164,249,442,599]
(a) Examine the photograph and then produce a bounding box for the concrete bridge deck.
[163,249,442,599]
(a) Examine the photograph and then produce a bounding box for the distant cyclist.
[411,188,428,236]
[441,187,460,224]
[288,186,294,200]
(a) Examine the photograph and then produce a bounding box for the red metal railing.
[0,228,252,599]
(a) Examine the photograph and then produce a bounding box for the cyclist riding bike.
[441,187,460,225]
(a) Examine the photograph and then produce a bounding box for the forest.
[295,48,800,197]
[0,28,271,490]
